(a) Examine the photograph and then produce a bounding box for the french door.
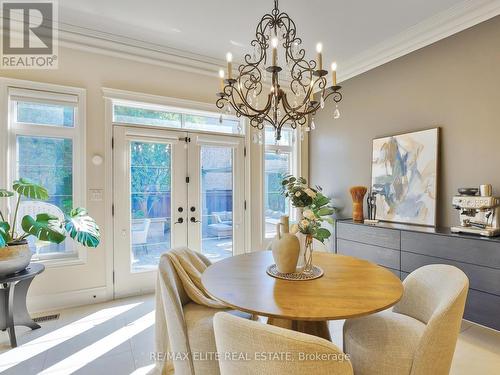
[113,126,245,297]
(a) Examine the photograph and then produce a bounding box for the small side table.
[0,263,45,347]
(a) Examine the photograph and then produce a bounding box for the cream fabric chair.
[155,252,251,375]
[214,312,354,375]
[343,264,469,375]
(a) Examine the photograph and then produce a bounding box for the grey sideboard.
[335,219,500,331]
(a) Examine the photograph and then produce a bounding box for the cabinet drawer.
[464,289,500,330]
[338,239,400,269]
[401,231,500,269]
[337,222,400,250]
[401,252,500,296]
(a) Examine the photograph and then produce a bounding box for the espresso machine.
[451,184,500,237]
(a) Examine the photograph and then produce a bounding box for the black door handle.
[190,217,201,223]
[174,217,184,224]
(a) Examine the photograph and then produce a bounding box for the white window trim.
[0,78,87,267]
[261,125,301,245]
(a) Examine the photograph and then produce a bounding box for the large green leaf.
[0,221,10,248]
[21,213,65,244]
[317,207,335,216]
[0,189,14,198]
[13,178,49,200]
[314,227,331,243]
[65,208,100,248]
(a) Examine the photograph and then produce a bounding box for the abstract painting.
[371,128,439,226]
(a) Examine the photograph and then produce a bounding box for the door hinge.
[112,270,115,284]
[244,200,247,210]
[112,204,115,216]
[186,176,190,183]
[244,146,247,157]
[111,137,114,149]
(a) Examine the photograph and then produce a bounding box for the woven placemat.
[266,264,324,281]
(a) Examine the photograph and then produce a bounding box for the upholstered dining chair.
[155,251,252,375]
[343,264,469,375]
[213,312,354,375]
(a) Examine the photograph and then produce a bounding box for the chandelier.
[216,0,342,141]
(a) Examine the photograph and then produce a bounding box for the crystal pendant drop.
[219,113,223,124]
[226,105,232,115]
[310,118,316,130]
[237,124,243,134]
[300,129,305,141]
[252,131,259,144]
[333,105,341,119]
[320,96,325,109]
[258,131,263,145]
[305,126,311,132]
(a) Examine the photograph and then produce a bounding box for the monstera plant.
[0,178,100,276]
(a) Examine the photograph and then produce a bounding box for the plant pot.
[0,241,32,277]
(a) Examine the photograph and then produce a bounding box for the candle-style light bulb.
[316,42,323,70]
[218,69,225,92]
[271,37,279,66]
[226,52,233,79]
[331,61,337,86]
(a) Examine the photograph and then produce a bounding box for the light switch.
[89,189,103,201]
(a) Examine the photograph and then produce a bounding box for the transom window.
[112,101,243,135]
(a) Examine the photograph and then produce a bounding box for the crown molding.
[54,0,500,84]
[337,0,500,83]
[58,23,224,78]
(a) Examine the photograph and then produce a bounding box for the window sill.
[32,254,87,268]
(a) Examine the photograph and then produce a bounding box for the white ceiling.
[58,0,490,76]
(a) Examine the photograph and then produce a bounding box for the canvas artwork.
[371,128,439,226]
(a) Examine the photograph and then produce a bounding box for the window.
[112,101,243,135]
[263,126,299,238]
[6,84,85,261]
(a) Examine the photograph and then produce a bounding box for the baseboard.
[27,286,109,314]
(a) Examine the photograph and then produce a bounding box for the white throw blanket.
[153,248,227,375]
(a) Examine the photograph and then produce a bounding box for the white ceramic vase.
[271,216,300,273]
[0,241,32,277]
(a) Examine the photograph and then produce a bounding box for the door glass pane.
[16,101,75,128]
[130,141,171,271]
[16,135,74,255]
[264,151,290,238]
[201,146,233,261]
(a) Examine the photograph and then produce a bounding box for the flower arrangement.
[281,175,335,244]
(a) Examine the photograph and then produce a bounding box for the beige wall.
[1,47,219,303]
[310,16,500,228]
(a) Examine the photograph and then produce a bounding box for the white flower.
[290,224,299,234]
[304,188,317,198]
[303,209,316,220]
[300,219,310,228]
[295,191,301,197]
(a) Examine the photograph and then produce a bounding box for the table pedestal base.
[267,318,331,341]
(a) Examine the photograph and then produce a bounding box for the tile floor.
[0,294,499,374]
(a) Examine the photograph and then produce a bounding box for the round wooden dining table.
[202,251,403,340]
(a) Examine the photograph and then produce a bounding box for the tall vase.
[303,234,314,274]
[295,208,306,271]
